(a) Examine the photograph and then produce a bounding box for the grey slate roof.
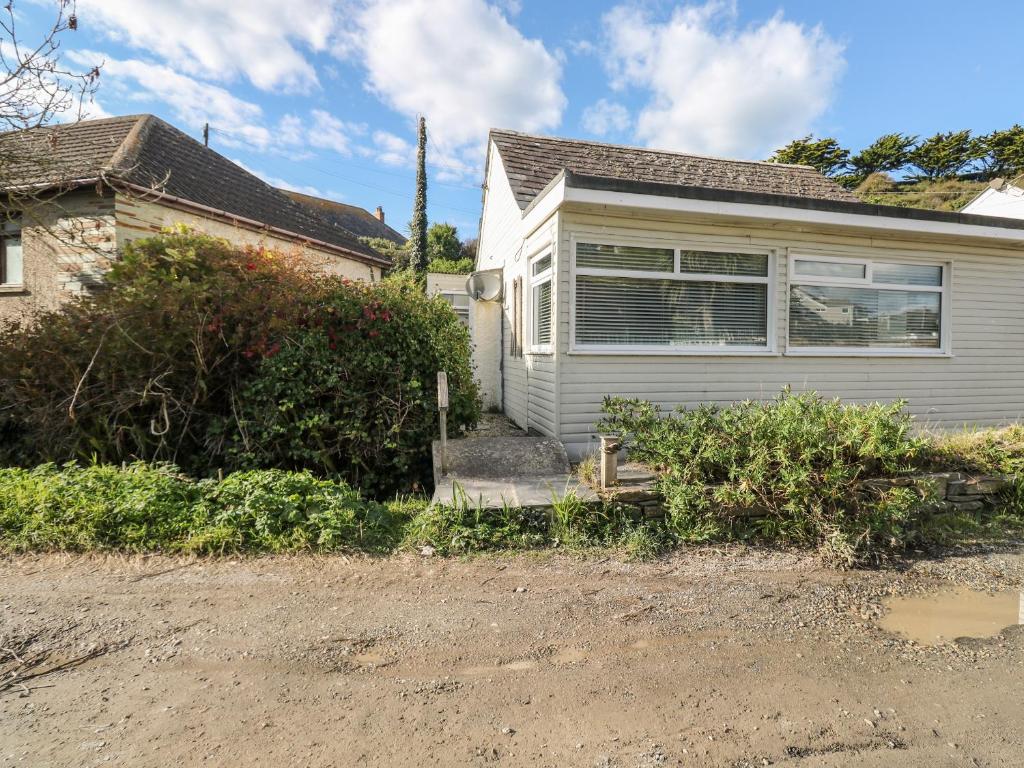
[489,129,861,210]
[0,114,388,265]
[282,190,406,245]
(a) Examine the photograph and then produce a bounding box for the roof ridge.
[488,128,817,172]
[105,114,155,177]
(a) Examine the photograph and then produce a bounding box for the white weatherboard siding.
[478,145,525,425]
[478,144,561,436]
[556,209,1024,458]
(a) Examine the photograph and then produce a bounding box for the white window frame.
[785,251,951,357]
[528,251,553,354]
[568,234,778,356]
[0,219,23,291]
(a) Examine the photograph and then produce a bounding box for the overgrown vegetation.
[853,174,986,212]
[0,464,408,554]
[404,483,669,560]
[0,229,479,496]
[598,390,1024,566]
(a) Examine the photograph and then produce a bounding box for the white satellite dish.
[465,268,503,302]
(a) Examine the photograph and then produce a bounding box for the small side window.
[1,218,23,287]
[530,253,553,351]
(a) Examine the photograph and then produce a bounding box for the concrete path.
[430,435,597,509]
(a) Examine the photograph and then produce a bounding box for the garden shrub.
[223,274,479,495]
[599,389,929,565]
[0,463,406,554]
[0,229,479,496]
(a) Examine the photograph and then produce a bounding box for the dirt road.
[2,547,1022,767]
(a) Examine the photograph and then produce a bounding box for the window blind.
[576,275,767,347]
[534,280,552,345]
[573,244,771,350]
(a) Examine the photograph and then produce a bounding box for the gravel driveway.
[1,546,1022,767]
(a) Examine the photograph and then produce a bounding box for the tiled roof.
[282,191,407,245]
[0,115,388,265]
[489,129,861,210]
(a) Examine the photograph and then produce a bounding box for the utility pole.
[203,123,209,147]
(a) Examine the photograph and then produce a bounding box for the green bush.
[599,389,928,565]
[0,463,406,554]
[0,230,479,496]
[223,274,479,495]
[427,257,474,274]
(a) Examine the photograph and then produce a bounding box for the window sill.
[528,346,553,355]
[0,284,26,295]
[784,348,951,358]
[568,346,779,357]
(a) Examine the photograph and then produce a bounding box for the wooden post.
[437,371,449,476]
[599,435,621,490]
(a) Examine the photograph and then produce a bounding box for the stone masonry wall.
[601,469,1017,520]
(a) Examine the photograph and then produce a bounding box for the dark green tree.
[981,125,1024,179]
[908,130,984,179]
[427,222,461,263]
[360,236,411,272]
[408,116,428,274]
[767,135,849,177]
[849,133,917,178]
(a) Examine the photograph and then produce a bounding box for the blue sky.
[22,0,1024,238]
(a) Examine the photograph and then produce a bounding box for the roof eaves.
[562,171,1024,233]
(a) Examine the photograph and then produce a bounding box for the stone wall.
[600,469,1017,520]
[0,189,117,325]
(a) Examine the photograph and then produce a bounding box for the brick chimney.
[374,206,385,224]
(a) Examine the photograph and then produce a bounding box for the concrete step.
[431,435,596,510]
[431,436,569,488]
[431,475,598,510]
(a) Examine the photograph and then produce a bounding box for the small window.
[440,291,470,326]
[530,253,553,350]
[576,243,673,272]
[794,259,865,280]
[1,219,23,287]
[789,255,947,353]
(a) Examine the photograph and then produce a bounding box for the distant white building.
[963,179,1024,219]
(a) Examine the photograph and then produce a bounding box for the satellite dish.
[466,268,503,302]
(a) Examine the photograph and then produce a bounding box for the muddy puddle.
[878,587,1022,645]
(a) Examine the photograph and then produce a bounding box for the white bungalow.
[466,131,1024,459]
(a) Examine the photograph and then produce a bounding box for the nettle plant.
[599,389,928,565]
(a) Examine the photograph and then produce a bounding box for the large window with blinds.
[530,253,553,351]
[788,254,948,354]
[571,241,773,353]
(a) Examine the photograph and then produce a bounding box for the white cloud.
[307,109,363,156]
[70,52,362,163]
[345,0,565,178]
[69,53,274,148]
[370,130,415,167]
[581,99,631,137]
[77,0,343,92]
[602,1,844,158]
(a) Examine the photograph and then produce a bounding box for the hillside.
[851,173,986,212]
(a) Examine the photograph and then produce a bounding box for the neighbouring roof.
[282,190,406,245]
[489,129,861,210]
[0,114,389,266]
